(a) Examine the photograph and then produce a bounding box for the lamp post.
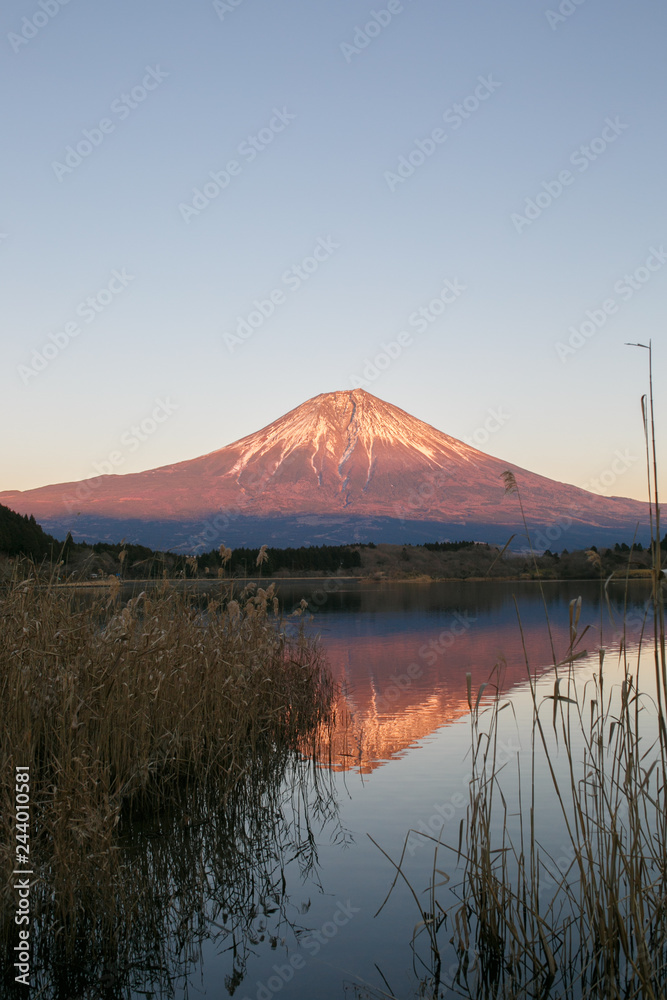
[625,341,661,572]
[626,339,666,722]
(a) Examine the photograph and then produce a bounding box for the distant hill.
[0,502,661,582]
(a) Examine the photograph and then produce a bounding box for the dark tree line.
[0,505,363,577]
[0,504,65,560]
[196,544,362,576]
[2,502,665,580]
[423,540,483,552]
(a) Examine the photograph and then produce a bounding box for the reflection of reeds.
[19,755,339,998]
[0,574,335,992]
[372,621,667,998]
[371,350,667,999]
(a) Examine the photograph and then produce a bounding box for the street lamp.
[625,340,661,564]
[626,339,666,721]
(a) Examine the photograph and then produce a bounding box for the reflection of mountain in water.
[306,580,650,773]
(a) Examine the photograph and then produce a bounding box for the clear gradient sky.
[2,0,665,504]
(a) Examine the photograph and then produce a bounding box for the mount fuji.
[1,389,649,552]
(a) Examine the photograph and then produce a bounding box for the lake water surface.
[155,578,653,1000]
[42,579,656,999]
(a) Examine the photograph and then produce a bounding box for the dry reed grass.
[0,570,334,979]
[374,591,667,998]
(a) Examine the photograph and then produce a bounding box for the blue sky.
[2,0,665,504]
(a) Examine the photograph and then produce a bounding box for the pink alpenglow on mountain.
[0,389,649,551]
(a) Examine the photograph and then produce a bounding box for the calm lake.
[42,578,657,999]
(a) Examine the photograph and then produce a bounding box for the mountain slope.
[0,389,650,550]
